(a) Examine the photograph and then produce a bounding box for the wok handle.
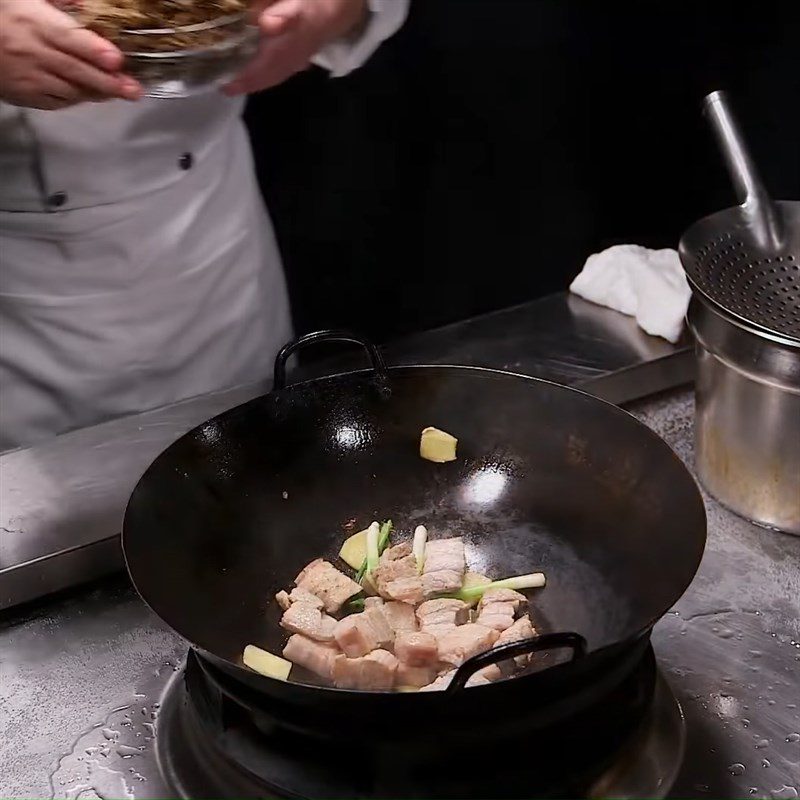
[445,631,587,694]
[273,330,387,390]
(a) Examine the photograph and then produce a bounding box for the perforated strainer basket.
[679,92,800,343]
[680,91,800,535]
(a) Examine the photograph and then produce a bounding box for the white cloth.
[0,1,409,453]
[569,244,691,343]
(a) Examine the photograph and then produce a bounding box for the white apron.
[0,0,408,452]
[0,95,292,452]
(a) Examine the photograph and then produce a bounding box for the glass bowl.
[117,13,259,99]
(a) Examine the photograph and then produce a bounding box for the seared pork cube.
[423,538,466,574]
[475,601,516,632]
[419,670,492,692]
[496,614,536,646]
[397,663,438,688]
[382,601,417,633]
[295,559,361,613]
[334,608,393,657]
[494,614,536,672]
[275,590,291,611]
[289,587,325,609]
[421,538,465,597]
[280,602,337,642]
[282,634,339,681]
[394,631,439,667]
[364,607,394,648]
[422,570,464,597]
[416,599,469,631]
[437,623,499,668]
[477,588,527,608]
[333,649,398,691]
[373,543,418,596]
[382,576,424,605]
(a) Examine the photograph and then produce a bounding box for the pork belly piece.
[421,538,465,598]
[373,542,419,595]
[295,558,361,613]
[493,614,537,673]
[382,601,417,633]
[496,614,536,646]
[475,601,517,632]
[276,587,326,611]
[436,623,499,668]
[289,587,325,609]
[419,670,492,692]
[280,602,337,642]
[474,615,538,681]
[282,634,339,681]
[416,599,469,631]
[332,649,398,691]
[477,588,527,609]
[381,576,424,605]
[397,663,438,688]
[394,631,439,667]
[333,608,393,657]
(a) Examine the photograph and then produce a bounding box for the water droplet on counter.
[718,628,735,639]
[762,759,771,768]
[750,790,759,796]
[750,650,763,658]
[116,745,141,758]
[100,729,117,741]
[743,719,751,728]
[769,699,776,706]
[788,704,797,710]
[770,787,798,800]
[786,733,800,743]
[755,738,770,749]
[730,763,747,776]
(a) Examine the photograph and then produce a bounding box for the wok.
[123,332,706,730]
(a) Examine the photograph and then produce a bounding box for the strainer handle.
[704,91,783,251]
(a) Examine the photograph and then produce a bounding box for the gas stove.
[45,644,683,800]
[151,645,683,800]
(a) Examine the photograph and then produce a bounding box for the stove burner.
[156,646,684,799]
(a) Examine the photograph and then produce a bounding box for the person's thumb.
[256,0,303,36]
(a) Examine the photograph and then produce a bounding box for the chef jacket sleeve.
[311,0,410,77]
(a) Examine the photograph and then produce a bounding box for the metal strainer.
[679,91,800,342]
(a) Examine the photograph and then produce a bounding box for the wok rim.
[122,363,707,695]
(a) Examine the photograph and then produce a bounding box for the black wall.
[245,0,799,342]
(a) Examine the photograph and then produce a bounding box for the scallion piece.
[449,572,546,602]
[412,525,428,573]
[355,520,393,585]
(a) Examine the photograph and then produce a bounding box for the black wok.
[123,332,706,732]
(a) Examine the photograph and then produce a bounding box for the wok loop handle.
[273,330,388,390]
[445,631,588,695]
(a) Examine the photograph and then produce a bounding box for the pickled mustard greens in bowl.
[78,0,259,98]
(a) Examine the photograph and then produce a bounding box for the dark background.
[245,0,799,342]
